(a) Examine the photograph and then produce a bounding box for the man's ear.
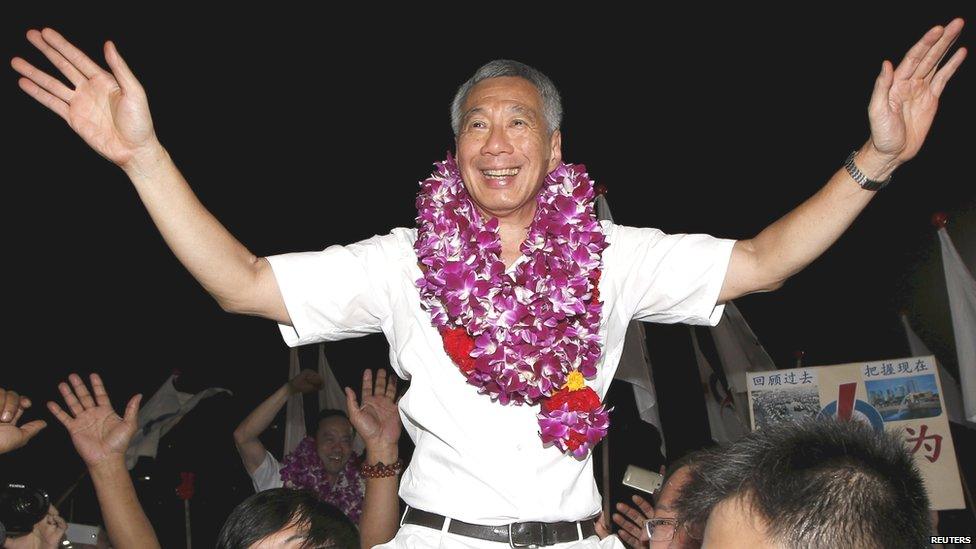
[548,129,563,171]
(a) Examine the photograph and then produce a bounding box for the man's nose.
[481,125,514,156]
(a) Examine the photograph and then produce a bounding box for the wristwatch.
[844,150,892,191]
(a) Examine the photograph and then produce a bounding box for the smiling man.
[234,370,365,523]
[11,19,966,548]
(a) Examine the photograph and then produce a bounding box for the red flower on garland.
[590,270,601,303]
[440,327,477,373]
[541,386,602,414]
[566,430,589,451]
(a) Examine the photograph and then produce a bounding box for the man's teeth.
[482,168,520,177]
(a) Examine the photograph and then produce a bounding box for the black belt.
[401,506,597,547]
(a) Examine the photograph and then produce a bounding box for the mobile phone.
[65,523,102,546]
[622,465,663,495]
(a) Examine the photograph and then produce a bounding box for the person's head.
[675,419,930,549]
[451,60,563,223]
[648,452,705,549]
[309,410,354,476]
[217,488,359,549]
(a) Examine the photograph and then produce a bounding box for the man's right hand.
[12,29,292,325]
[11,28,160,171]
[288,369,325,395]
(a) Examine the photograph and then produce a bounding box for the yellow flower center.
[564,371,586,391]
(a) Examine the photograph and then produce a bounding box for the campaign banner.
[746,356,964,510]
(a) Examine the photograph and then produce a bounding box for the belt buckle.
[508,522,546,548]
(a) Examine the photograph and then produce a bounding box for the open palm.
[345,370,401,450]
[48,373,142,467]
[869,18,966,163]
[0,388,47,455]
[11,28,157,168]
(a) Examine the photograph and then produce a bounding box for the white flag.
[900,313,971,427]
[597,195,666,454]
[125,375,230,469]
[284,345,365,455]
[938,227,976,423]
[692,301,775,444]
[691,328,747,444]
[318,345,349,414]
[318,345,365,454]
[710,301,776,431]
[284,348,305,455]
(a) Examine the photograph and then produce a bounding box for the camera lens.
[0,484,50,534]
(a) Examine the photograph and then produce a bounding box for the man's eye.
[470,121,487,129]
[511,119,526,126]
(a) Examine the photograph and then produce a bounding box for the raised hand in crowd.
[346,370,402,549]
[0,387,46,455]
[48,374,159,549]
[612,494,655,548]
[47,374,140,469]
[288,369,325,395]
[345,370,400,459]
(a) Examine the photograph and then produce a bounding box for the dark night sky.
[2,6,974,546]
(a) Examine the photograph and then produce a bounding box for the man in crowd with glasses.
[608,452,705,548]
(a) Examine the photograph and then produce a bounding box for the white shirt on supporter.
[249,450,284,492]
[266,220,735,525]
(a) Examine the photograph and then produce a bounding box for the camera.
[0,483,50,534]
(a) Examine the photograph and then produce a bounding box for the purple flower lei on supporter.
[279,437,365,523]
[414,154,611,456]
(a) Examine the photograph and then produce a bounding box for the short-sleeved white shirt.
[249,450,285,493]
[266,221,734,525]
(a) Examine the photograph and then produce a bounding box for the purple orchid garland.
[415,155,611,456]
[279,437,365,522]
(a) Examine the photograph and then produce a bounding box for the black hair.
[661,449,707,490]
[306,409,352,441]
[675,419,930,549]
[217,488,359,549]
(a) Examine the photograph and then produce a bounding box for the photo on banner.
[746,356,965,510]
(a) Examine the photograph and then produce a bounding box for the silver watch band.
[844,150,892,191]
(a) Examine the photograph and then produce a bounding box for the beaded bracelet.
[360,458,404,479]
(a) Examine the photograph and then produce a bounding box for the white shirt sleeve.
[266,235,395,347]
[605,223,736,326]
[249,451,284,493]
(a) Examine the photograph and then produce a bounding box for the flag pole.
[184,500,191,549]
[176,472,195,549]
[601,434,610,527]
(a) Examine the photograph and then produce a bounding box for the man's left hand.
[867,18,966,171]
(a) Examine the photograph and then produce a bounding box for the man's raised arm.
[233,369,323,475]
[719,19,966,303]
[11,28,289,322]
